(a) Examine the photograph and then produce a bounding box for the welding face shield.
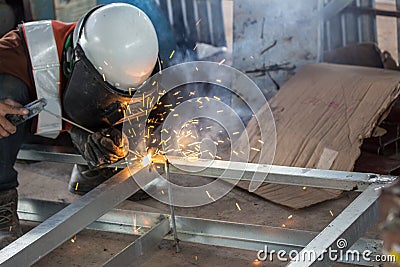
[63,3,160,129]
[63,44,133,129]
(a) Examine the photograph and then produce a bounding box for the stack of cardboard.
[235,63,400,208]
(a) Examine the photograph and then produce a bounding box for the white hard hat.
[73,3,159,90]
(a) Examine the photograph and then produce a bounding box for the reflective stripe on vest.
[24,21,62,139]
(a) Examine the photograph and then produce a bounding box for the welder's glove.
[69,127,128,168]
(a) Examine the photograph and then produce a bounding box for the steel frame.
[0,144,396,266]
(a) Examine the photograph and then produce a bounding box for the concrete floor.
[14,161,378,266]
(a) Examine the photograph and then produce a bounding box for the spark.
[161,190,165,195]
[196,18,202,26]
[75,182,79,191]
[161,128,169,134]
[235,202,241,211]
[213,96,221,101]
[281,224,286,228]
[102,73,106,81]
[173,91,181,96]
[173,114,179,117]
[189,91,196,96]
[288,215,293,219]
[302,186,307,190]
[104,60,108,66]
[217,110,223,113]
[205,96,210,101]
[233,132,240,135]
[258,140,264,144]
[233,150,239,156]
[216,79,222,83]
[9,226,12,232]
[329,210,334,217]
[70,235,76,243]
[218,59,226,65]
[98,66,103,70]
[194,256,198,261]
[164,104,173,107]
[152,81,157,86]
[195,67,199,71]
[252,259,262,266]
[251,147,261,152]
[193,43,198,51]
[206,190,216,201]
[169,50,175,59]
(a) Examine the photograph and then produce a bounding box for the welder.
[0,3,176,249]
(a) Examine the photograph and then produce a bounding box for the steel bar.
[17,198,162,236]
[17,145,397,191]
[0,165,160,267]
[287,184,382,266]
[103,217,170,267]
[344,6,400,18]
[17,198,381,266]
[18,144,87,165]
[169,158,397,191]
[165,161,180,252]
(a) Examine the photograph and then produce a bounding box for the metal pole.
[287,184,382,266]
[0,166,160,266]
[17,198,382,266]
[165,160,180,253]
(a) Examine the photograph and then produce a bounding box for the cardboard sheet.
[235,63,400,208]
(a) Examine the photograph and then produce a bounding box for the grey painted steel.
[323,0,377,51]
[18,144,87,165]
[17,198,162,236]
[397,0,400,62]
[17,198,381,266]
[168,158,397,191]
[323,0,354,20]
[0,166,160,266]
[165,162,180,252]
[103,217,170,267]
[287,184,382,266]
[17,145,397,191]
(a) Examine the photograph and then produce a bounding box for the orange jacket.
[0,21,76,99]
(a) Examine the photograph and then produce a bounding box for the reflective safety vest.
[21,20,75,138]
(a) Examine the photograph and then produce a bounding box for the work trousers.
[0,74,31,191]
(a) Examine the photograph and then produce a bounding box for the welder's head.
[63,3,159,128]
[71,3,159,92]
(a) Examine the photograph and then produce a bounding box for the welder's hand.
[84,128,128,168]
[0,99,28,139]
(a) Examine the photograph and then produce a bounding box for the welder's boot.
[0,189,23,250]
[68,164,150,200]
